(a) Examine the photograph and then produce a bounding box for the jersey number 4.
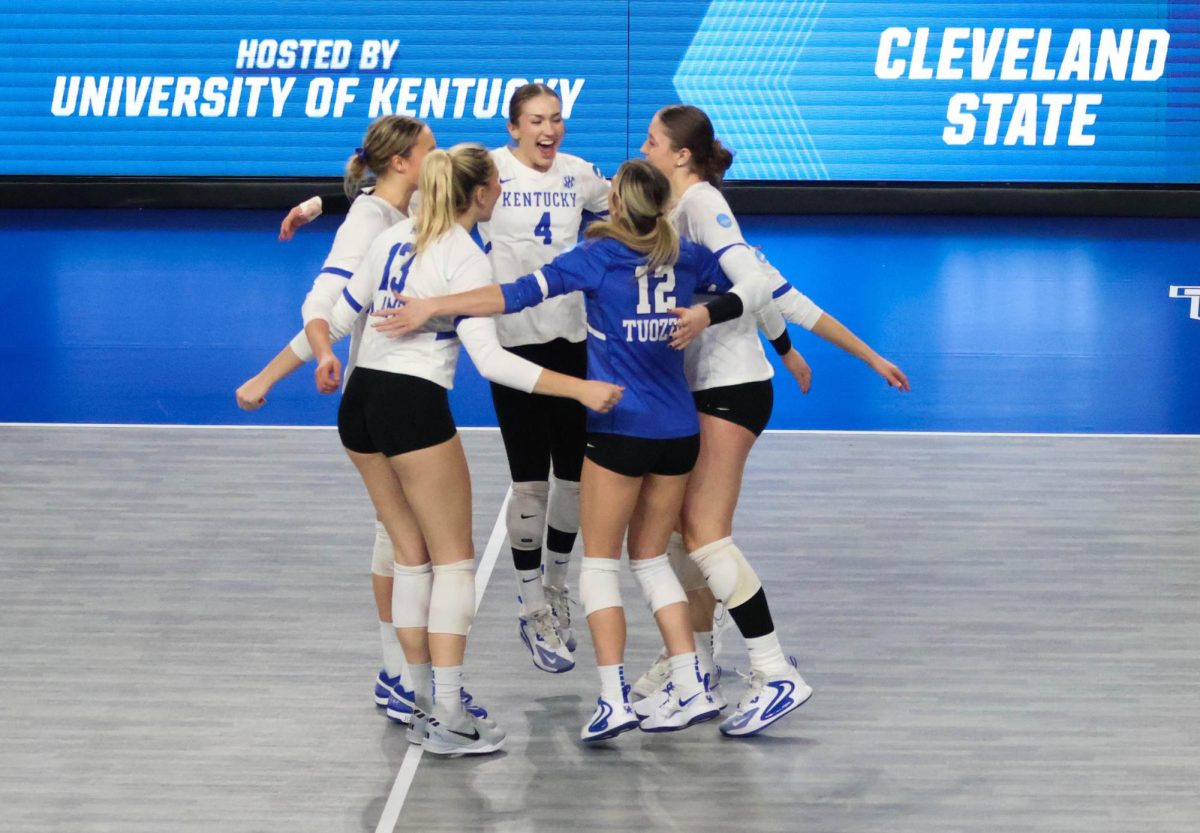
[534,212,552,245]
[635,265,677,314]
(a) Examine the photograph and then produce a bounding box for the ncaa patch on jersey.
[716,213,733,228]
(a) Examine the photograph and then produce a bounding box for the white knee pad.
[630,553,689,614]
[391,562,432,628]
[579,557,623,617]
[428,559,476,636]
[546,476,581,534]
[689,537,762,608]
[506,481,549,552]
[371,520,394,577]
[666,531,707,593]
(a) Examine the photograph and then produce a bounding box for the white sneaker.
[638,685,720,733]
[422,705,506,756]
[719,660,813,738]
[580,690,640,743]
[545,584,577,652]
[704,665,727,711]
[518,605,575,673]
[631,651,670,700]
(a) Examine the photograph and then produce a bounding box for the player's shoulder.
[681,181,733,217]
[558,152,604,180]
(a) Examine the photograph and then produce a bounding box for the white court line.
[1,422,1198,440]
[373,487,512,833]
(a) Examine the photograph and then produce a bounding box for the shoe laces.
[528,606,563,648]
[546,585,575,626]
[735,668,768,707]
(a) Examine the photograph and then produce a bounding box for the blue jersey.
[501,237,734,439]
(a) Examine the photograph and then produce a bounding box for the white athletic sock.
[543,554,570,592]
[379,621,406,679]
[517,568,547,612]
[432,665,464,712]
[744,633,790,676]
[694,631,715,677]
[598,663,627,702]
[408,662,433,713]
[668,652,704,700]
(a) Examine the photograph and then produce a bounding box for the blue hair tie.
[354,147,367,162]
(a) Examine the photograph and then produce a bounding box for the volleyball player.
[638,104,910,737]
[304,143,623,755]
[277,84,611,675]
[371,159,777,742]
[233,115,437,723]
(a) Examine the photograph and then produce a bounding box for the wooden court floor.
[1,426,1197,832]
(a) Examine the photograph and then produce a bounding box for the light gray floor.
[1,426,1197,833]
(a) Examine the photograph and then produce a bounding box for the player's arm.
[456,316,622,412]
[372,245,602,337]
[279,192,351,241]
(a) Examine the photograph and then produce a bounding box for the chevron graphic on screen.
[674,0,831,181]
[0,1,1196,181]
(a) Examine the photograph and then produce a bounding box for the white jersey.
[320,219,542,393]
[477,146,610,347]
[673,181,824,392]
[288,191,406,382]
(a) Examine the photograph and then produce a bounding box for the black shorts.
[490,338,588,482]
[693,380,774,437]
[585,432,700,478]
[338,368,457,457]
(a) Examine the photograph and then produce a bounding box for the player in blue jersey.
[640,104,910,737]
[371,159,777,742]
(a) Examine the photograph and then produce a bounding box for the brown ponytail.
[343,114,427,200]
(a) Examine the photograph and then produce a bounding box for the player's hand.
[668,305,711,350]
[279,205,313,241]
[235,376,271,410]
[371,294,436,337]
[871,356,910,391]
[314,353,342,394]
[780,348,812,395]
[578,381,624,413]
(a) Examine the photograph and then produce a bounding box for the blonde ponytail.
[585,159,679,273]
[414,143,494,252]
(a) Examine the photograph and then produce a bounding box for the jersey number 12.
[635,265,677,314]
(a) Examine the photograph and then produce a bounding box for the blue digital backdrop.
[3,1,1197,182]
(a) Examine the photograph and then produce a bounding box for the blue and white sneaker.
[374,670,401,707]
[518,606,575,673]
[702,664,727,711]
[638,684,720,733]
[461,688,488,720]
[580,688,640,743]
[545,585,577,653]
[719,660,813,738]
[631,651,670,701]
[385,682,415,725]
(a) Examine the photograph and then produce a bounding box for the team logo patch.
[563,175,575,189]
[716,213,733,228]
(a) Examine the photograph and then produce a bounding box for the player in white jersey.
[233,116,440,722]
[304,144,623,755]
[372,159,777,742]
[475,83,611,673]
[276,85,610,674]
[639,104,910,737]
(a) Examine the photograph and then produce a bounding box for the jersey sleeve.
[755,252,824,330]
[688,190,750,256]
[578,160,611,216]
[300,201,391,325]
[456,317,543,393]
[500,242,607,313]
